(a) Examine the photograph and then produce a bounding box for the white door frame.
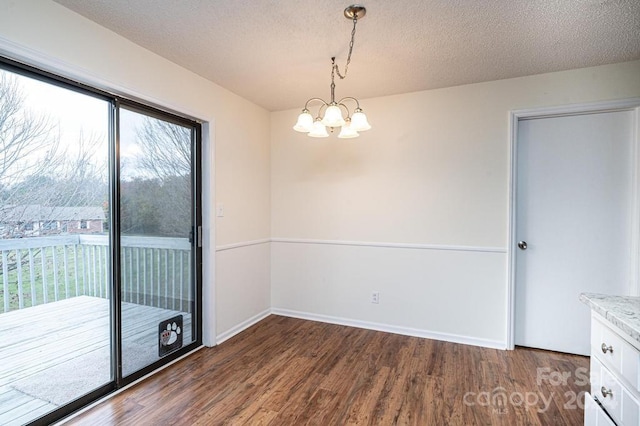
[506,98,640,350]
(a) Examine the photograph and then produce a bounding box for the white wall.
[2,1,640,351]
[215,243,270,342]
[0,0,272,345]
[271,60,640,348]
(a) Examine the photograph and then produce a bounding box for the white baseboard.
[271,308,506,350]
[216,307,507,349]
[216,308,271,345]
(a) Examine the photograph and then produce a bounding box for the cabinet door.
[584,392,598,426]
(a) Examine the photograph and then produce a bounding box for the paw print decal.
[160,322,181,346]
[159,315,183,356]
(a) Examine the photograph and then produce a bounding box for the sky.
[2,67,193,188]
[2,68,151,181]
[15,70,110,155]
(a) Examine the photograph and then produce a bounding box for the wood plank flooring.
[65,315,589,425]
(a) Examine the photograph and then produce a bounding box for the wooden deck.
[0,296,191,426]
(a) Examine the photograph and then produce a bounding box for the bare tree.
[0,72,61,188]
[136,118,191,179]
[0,71,108,238]
[122,117,192,238]
[0,72,193,239]
[46,130,108,207]
[3,131,106,206]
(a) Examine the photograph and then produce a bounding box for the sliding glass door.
[118,105,199,379]
[0,60,202,425]
[0,66,113,426]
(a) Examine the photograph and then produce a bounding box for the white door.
[515,110,635,356]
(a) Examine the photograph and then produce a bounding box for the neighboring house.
[0,205,105,237]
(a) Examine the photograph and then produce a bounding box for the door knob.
[518,241,527,250]
[601,386,613,398]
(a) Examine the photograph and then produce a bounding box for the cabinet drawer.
[592,356,623,423]
[585,392,617,426]
[592,356,640,425]
[592,315,640,393]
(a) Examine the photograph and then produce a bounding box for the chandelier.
[293,4,371,138]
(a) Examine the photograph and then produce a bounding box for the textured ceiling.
[54,0,640,112]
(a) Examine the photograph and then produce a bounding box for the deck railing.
[0,234,192,314]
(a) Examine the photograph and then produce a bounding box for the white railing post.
[73,244,79,296]
[52,247,59,301]
[91,246,97,297]
[28,249,36,306]
[63,245,69,298]
[2,251,9,313]
[83,245,88,296]
[41,247,48,304]
[128,247,133,303]
[179,252,184,312]
[171,251,176,311]
[103,246,108,300]
[16,250,23,309]
[135,248,140,305]
[156,249,160,308]
[142,248,147,306]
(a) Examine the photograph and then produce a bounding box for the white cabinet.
[587,314,640,425]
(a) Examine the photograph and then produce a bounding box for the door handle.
[518,241,527,250]
[601,386,613,398]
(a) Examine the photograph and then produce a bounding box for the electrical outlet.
[371,291,380,304]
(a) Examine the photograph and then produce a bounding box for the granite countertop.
[580,293,640,344]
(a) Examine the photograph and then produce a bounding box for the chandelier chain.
[334,15,358,80]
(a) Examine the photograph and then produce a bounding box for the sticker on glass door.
[159,315,183,356]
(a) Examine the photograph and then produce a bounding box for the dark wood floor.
[65,315,589,425]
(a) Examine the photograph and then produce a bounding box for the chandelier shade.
[350,108,371,131]
[321,104,346,127]
[293,110,314,132]
[293,5,371,139]
[308,119,330,138]
[338,119,359,139]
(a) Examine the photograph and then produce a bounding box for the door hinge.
[197,225,203,247]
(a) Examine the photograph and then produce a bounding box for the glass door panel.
[118,106,196,378]
[0,68,111,425]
